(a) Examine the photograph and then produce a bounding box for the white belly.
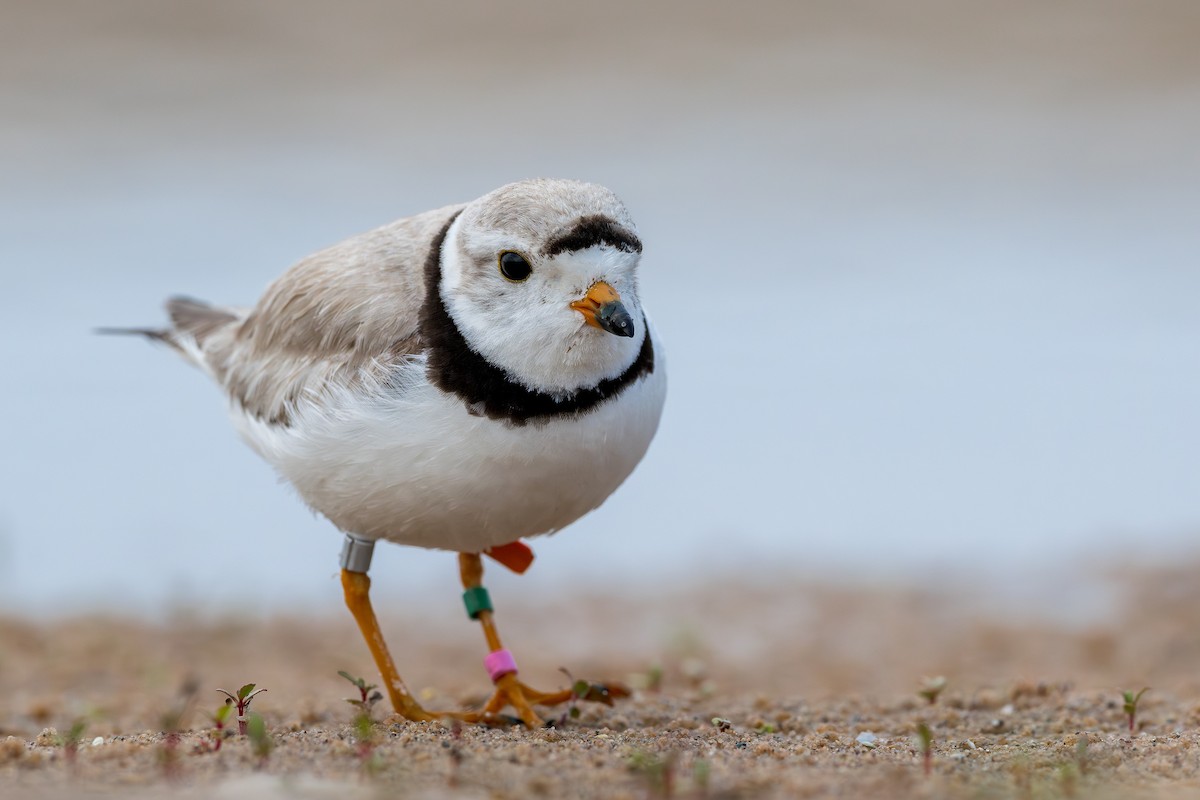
[231,355,666,552]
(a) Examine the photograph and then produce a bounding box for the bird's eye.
[498,251,533,282]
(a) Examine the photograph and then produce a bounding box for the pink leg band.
[484,649,518,682]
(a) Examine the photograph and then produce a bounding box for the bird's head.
[437,179,647,396]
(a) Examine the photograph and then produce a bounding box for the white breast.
[230,346,666,552]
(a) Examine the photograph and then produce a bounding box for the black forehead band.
[541,214,643,257]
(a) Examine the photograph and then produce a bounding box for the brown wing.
[180,203,464,425]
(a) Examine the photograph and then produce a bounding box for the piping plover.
[116,179,666,725]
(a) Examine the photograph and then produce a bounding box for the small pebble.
[1,737,26,763]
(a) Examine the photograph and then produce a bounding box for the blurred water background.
[1,1,1197,616]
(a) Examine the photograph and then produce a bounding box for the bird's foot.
[448,674,555,727]
[449,673,631,727]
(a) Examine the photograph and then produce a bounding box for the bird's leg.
[340,536,435,721]
[455,553,578,726]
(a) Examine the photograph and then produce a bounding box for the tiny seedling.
[339,671,385,773]
[628,749,676,797]
[1012,756,1033,800]
[1075,733,1089,775]
[217,683,268,736]
[711,717,733,733]
[338,671,383,714]
[445,719,464,788]
[918,676,947,705]
[195,702,233,753]
[1122,687,1149,732]
[1058,762,1079,798]
[246,713,273,768]
[693,758,710,797]
[351,713,384,775]
[630,663,664,693]
[56,718,88,767]
[644,663,664,692]
[557,668,629,724]
[915,722,933,777]
[159,678,199,780]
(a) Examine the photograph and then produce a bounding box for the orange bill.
[569,282,635,338]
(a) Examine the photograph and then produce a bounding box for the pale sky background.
[1,1,1198,616]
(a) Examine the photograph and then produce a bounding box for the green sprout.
[918,676,947,705]
[246,713,273,767]
[915,722,933,776]
[1122,687,1149,732]
[1075,733,1089,775]
[352,713,384,775]
[217,683,268,736]
[693,758,710,796]
[55,718,88,767]
[557,668,629,724]
[339,671,385,772]
[630,663,664,693]
[1058,762,1079,798]
[159,678,199,780]
[628,749,676,797]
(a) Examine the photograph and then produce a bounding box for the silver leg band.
[340,535,375,573]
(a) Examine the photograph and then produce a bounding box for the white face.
[439,214,646,396]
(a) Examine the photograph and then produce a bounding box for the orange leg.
[338,536,615,727]
[340,569,437,721]
[454,553,581,726]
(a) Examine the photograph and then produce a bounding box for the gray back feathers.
[142,179,635,426]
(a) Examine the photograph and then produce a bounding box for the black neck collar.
[418,213,655,426]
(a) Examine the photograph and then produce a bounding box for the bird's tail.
[98,296,241,366]
[94,325,176,346]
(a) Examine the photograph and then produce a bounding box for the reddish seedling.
[1122,687,1150,732]
[339,671,384,772]
[338,670,383,714]
[217,683,268,736]
[194,702,233,753]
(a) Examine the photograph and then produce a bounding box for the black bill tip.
[596,301,636,338]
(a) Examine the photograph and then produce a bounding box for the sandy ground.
[4,3,1198,798]
[5,563,1200,799]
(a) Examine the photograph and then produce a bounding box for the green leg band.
[462,586,493,620]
